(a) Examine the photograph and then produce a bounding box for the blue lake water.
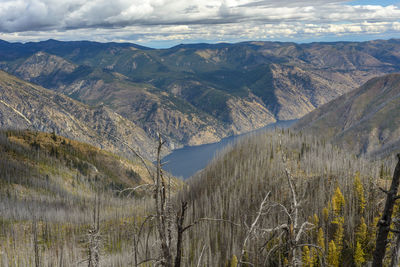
[161,120,296,179]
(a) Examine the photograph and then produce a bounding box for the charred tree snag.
[373,154,400,267]
[174,201,187,267]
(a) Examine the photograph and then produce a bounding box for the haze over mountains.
[1,38,400,156]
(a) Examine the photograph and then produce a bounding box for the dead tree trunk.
[114,132,216,266]
[390,223,400,267]
[239,191,271,267]
[88,193,101,267]
[33,219,40,267]
[373,154,400,267]
[174,201,187,267]
[155,134,173,267]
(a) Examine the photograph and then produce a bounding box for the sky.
[0,0,399,48]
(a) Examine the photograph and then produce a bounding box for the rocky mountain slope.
[294,73,400,157]
[0,70,158,159]
[1,39,400,149]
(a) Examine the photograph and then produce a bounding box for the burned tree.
[234,135,323,266]
[87,193,101,267]
[258,136,321,266]
[373,154,400,267]
[111,133,192,266]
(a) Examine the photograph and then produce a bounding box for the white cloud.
[0,0,399,45]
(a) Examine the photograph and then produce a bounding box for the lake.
[161,120,296,179]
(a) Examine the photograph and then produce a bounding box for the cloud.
[0,0,399,45]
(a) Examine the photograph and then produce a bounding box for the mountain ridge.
[294,73,400,157]
[1,38,400,150]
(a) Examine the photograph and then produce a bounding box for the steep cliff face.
[1,39,400,149]
[294,73,400,157]
[0,71,158,159]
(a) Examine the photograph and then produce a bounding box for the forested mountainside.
[0,70,159,159]
[180,130,395,266]
[294,73,400,158]
[1,39,400,149]
[0,129,181,266]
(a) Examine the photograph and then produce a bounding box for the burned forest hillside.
[0,127,398,266]
[179,130,395,266]
[0,130,181,266]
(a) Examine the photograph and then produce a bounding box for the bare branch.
[259,231,282,254]
[261,224,289,234]
[264,243,284,266]
[379,187,389,194]
[239,191,271,267]
[281,150,298,229]
[196,245,207,267]
[118,183,154,197]
[390,228,400,234]
[182,217,241,232]
[133,215,155,266]
[136,258,160,265]
[104,132,155,183]
[295,222,315,242]
[270,202,292,219]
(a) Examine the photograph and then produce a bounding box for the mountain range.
[1,38,400,154]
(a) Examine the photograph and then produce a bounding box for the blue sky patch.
[348,0,400,6]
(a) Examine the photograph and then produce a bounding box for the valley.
[162,119,296,179]
[1,39,400,153]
